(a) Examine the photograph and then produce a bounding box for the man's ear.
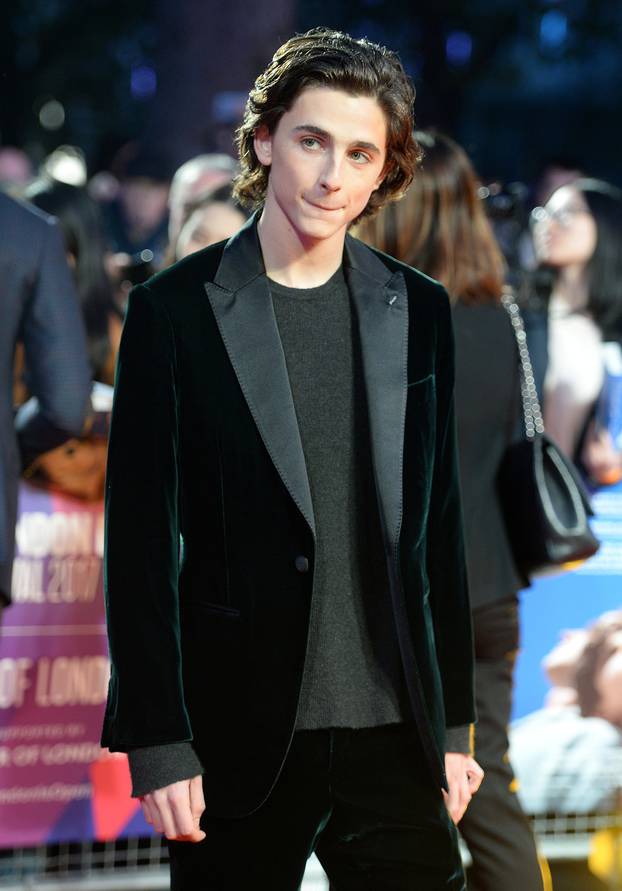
[254,125,273,167]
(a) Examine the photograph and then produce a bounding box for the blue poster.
[510,481,622,818]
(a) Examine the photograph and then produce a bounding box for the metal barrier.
[0,838,168,890]
[2,814,621,890]
[0,839,329,890]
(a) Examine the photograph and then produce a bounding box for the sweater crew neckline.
[268,266,345,300]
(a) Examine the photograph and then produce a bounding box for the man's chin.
[295,213,351,242]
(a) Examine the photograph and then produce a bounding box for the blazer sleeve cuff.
[128,742,204,798]
[445,723,474,755]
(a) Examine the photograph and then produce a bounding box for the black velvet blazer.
[101,216,475,817]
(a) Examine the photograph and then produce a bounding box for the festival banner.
[0,482,148,846]
[513,481,622,716]
[511,480,622,825]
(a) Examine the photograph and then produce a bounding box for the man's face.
[254,86,388,244]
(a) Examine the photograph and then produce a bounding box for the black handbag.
[497,293,600,577]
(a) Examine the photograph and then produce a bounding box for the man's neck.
[257,202,346,289]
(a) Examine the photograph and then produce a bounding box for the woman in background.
[357,131,545,891]
[530,179,622,474]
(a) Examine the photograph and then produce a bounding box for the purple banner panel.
[0,482,145,846]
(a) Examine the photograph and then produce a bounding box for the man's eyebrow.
[292,124,381,154]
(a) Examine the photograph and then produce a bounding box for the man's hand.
[442,753,484,825]
[140,775,206,842]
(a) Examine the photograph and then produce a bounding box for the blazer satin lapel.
[346,241,409,552]
[204,222,316,538]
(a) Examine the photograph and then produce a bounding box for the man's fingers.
[140,797,155,826]
[458,783,472,822]
[467,764,485,795]
[189,775,206,824]
[151,790,178,840]
[442,788,460,824]
[451,794,470,824]
[142,794,165,833]
[170,786,205,841]
[443,780,471,824]
[443,785,462,824]
[465,757,485,795]
[174,829,206,842]
[443,754,483,824]
[444,783,459,815]
[142,780,206,843]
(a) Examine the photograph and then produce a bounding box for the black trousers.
[459,597,545,891]
[168,723,465,890]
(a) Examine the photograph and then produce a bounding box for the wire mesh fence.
[0,837,329,890]
[0,837,168,889]
[1,811,622,889]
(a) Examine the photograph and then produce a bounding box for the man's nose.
[319,154,343,192]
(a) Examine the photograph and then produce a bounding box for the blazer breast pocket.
[406,372,436,427]
[405,373,437,500]
[407,372,435,390]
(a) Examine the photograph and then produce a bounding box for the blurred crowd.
[1,129,622,891]
[0,142,250,508]
[2,136,621,503]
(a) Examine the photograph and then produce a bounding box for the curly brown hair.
[232,28,421,222]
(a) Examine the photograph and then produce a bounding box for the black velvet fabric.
[168,724,465,891]
[101,217,475,817]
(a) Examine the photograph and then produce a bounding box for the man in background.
[0,192,91,617]
[167,153,238,248]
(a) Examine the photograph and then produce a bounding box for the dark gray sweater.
[270,268,410,728]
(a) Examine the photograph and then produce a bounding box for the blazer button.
[295,555,309,573]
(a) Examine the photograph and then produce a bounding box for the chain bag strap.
[500,289,545,440]
[498,289,599,577]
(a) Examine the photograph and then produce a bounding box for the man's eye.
[350,151,369,163]
[302,137,320,149]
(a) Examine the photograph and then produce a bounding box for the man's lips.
[304,198,344,212]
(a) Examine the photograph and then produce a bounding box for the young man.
[102,28,483,890]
